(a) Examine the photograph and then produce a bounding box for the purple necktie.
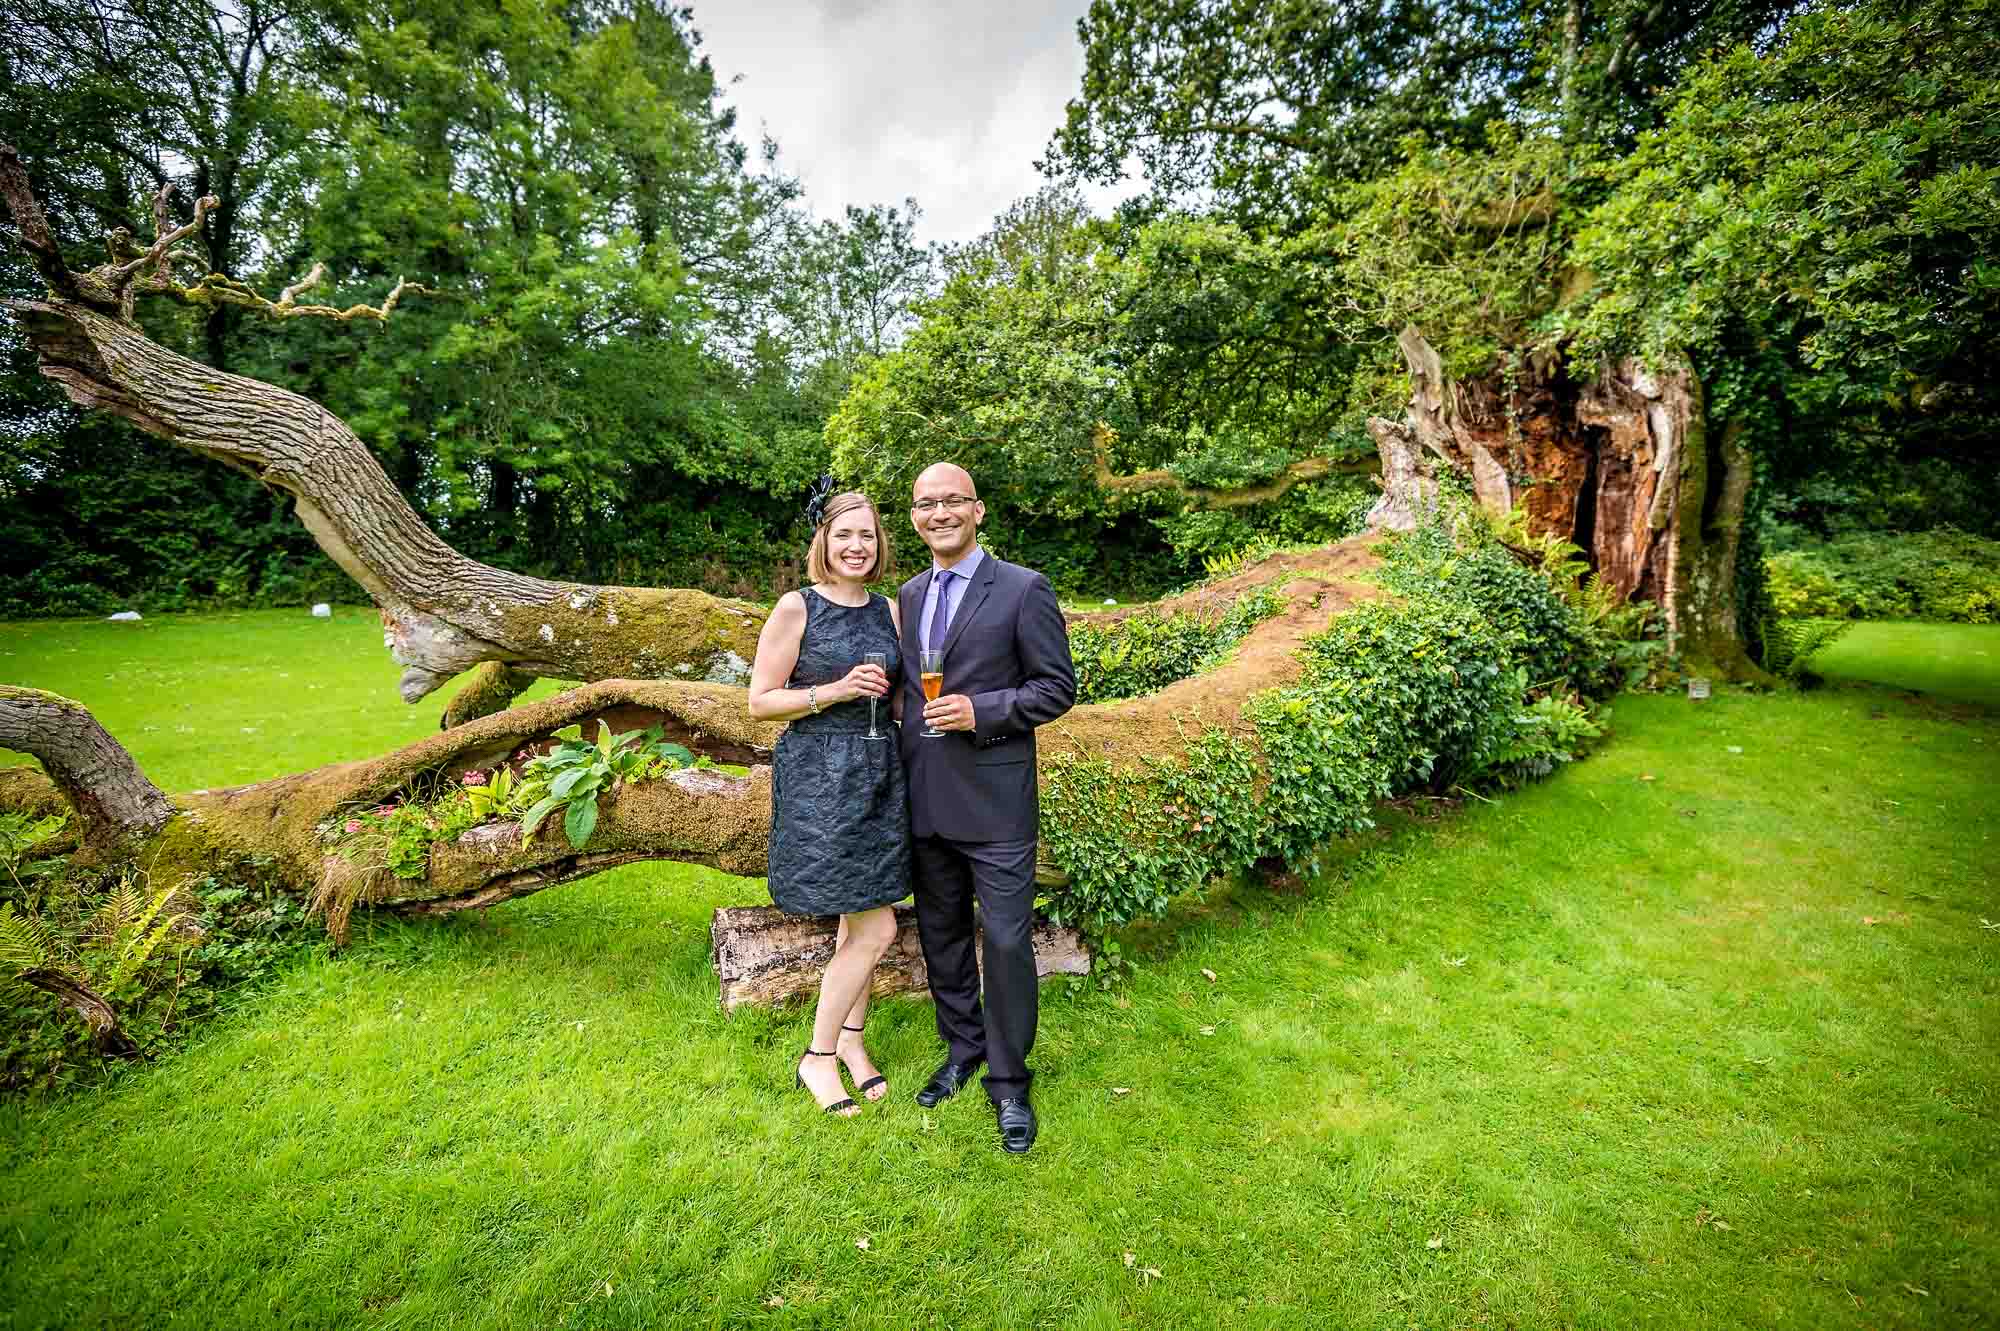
[927,570,955,653]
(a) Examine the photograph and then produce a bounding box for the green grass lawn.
[2,615,1998,1328]
[1813,621,2000,709]
[0,609,571,791]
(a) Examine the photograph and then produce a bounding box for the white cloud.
[690,0,1131,246]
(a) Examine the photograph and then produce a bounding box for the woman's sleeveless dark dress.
[766,588,912,916]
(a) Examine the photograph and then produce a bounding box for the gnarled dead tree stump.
[1366,325,1766,681]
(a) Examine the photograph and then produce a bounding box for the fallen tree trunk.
[0,540,1382,959]
[11,298,765,703]
[711,905,1091,1012]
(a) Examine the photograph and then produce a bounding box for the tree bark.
[1366,326,1766,680]
[1670,412,1769,681]
[710,904,1090,1012]
[0,688,173,860]
[19,969,142,1057]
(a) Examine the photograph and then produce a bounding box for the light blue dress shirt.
[920,544,985,652]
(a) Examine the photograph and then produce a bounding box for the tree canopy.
[0,0,940,614]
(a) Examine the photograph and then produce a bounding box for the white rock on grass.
[311,603,332,618]
[107,611,142,621]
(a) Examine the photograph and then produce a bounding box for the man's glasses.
[911,495,976,515]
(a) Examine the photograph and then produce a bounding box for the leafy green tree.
[828,201,1371,586]
[1044,0,1800,228]
[1,0,309,368]
[773,198,939,422]
[1562,0,2000,552]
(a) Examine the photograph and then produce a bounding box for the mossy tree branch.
[0,688,172,860]
[1090,423,1376,513]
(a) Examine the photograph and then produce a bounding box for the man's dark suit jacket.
[897,553,1076,842]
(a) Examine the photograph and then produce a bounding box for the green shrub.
[1040,730,1263,933]
[1765,530,2000,623]
[1460,687,1606,788]
[1,858,320,1094]
[1254,594,1520,866]
[1372,518,1620,697]
[1067,585,1284,704]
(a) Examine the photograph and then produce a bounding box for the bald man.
[898,462,1075,1154]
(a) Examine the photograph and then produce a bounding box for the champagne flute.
[863,651,888,741]
[919,649,946,738]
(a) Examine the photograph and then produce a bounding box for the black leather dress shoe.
[996,1096,1037,1154]
[914,1057,982,1108]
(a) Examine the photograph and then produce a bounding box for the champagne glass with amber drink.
[918,649,946,738]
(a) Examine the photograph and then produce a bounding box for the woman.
[748,485,911,1116]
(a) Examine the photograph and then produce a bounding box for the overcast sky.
[689,0,1130,247]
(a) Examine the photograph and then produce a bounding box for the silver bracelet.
[808,685,820,715]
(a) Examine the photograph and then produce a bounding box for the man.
[898,462,1075,1154]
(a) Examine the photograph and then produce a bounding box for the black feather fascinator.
[803,473,836,529]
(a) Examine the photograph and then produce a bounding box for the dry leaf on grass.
[1426,1235,1444,1250]
[1111,1087,1132,1096]
[1201,968,1217,982]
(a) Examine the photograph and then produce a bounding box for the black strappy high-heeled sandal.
[842,1024,888,1099]
[796,1048,858,1115]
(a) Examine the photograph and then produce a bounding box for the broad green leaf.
[565,795,598,848]
[520,794,564,838]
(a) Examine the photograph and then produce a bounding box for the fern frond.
[91,876,146,942]
[0,902,58,972]
[107,887,187,991]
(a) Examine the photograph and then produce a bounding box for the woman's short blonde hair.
[807,491,895,585]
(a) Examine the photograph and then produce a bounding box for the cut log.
[710,904,1091,1012]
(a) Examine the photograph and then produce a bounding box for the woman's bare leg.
[799,906,896,1113]
[835,908,898,1099]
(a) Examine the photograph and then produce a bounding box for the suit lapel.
[940,557,996,660]
[903,570,932,662]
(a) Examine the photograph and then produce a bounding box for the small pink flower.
[344,819,363,834]
[462,769,487,786]
[374,805,397,816]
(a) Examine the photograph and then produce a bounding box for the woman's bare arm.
[747,592,888,721]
